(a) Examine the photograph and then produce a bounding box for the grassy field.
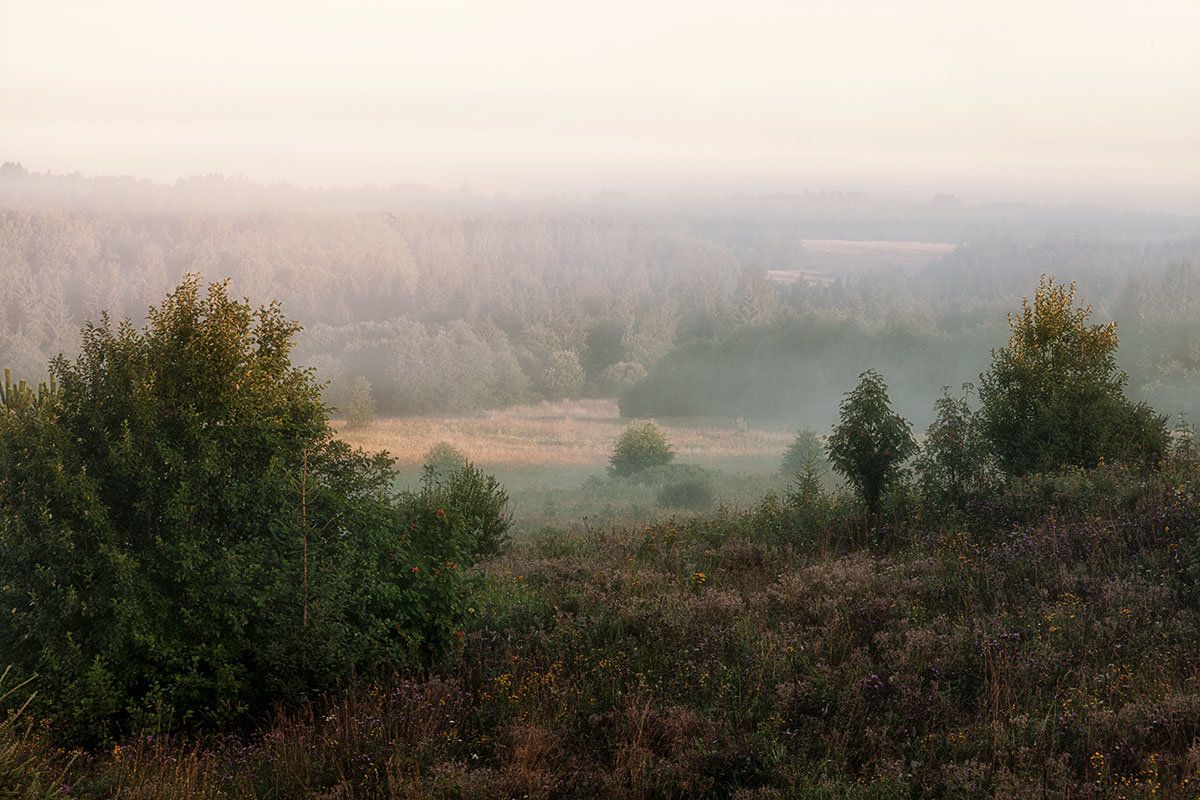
[333,399,801,527]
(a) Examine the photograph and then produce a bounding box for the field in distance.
[333,399,798,524]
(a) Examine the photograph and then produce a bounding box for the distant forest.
[3,163,1200,427]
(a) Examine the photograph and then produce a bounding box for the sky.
[2,0,1198,212]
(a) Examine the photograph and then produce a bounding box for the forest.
[3,165,1200,428]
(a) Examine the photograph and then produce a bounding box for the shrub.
[413,461,513,559]
[609,420,675,477]
[423,441,468,483]
[826,370,917,513]
[657,477,715,510]
[0,278,480,734]
[978,275,1169,475]
[914,385,995,508]
[345,375,376,429]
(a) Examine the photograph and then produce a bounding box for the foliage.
[657,476,715,510]
[826,370,917,513]
[913,384,995,507]
[978,275,1169,476]
[423,441,468,483]
[779,427,827,477]
[540,349,586,400]
[608,420,675,477]
[344,375,376,429]
[412,462,513,559]
[0,278,479,735]
[24,457,1200,798]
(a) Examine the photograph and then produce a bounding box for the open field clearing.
[333,398,794,473]
[334,400,800,524]
[801,238,956,274]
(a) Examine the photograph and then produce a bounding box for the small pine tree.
[609,420,675,477]
[345,376,376,429]
[780,428,827,477]
[827,370,917,513]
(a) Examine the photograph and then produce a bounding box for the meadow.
[332,401,798,527]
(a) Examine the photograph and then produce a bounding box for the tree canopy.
[0,278,482,734]
[978,275,1168,475]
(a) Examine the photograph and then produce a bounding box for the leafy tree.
[0,278,480,734]
[914,384,994,507]
[609,420,675,477]
[827,370,917,513]
[978,275,1169,476]
[345,375,376,429]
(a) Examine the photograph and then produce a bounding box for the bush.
[423,441,468,483]
[412,462,513,559]
[826,370,917,513]
[0,278,481,735]
[657,477,715,510]
[609,420,675,477]
[979,275,1169,475]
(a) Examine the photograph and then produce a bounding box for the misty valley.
[3,168,1200,797]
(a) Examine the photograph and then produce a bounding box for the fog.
[4,0,1200,442]
[4,0,1199,213]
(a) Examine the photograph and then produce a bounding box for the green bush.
[657,476,715,510]
[609,420,675,477]
[979,275,1169,475]
[826,370,917,513]
[423,441,468,483]
[412,461,513,559]
[0,278,480,735]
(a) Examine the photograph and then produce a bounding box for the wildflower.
[410,566,419,573]
[436,508,446,518]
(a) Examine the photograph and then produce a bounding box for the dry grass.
[333,399,793,470]
[800,238,955,275]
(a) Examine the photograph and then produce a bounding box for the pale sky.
[2,0,1198,212]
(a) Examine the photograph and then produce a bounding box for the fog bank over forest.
[3,164,1200,430]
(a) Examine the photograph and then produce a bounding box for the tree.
[914,384,994,507]
[780,427,828,477]
[345,375,376,429]
[827,370,917,513]
[978,275,1168,476]
[609,420,675,477]
[0,278,482,734]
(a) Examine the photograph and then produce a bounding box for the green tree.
[827,370,917,513]
[0,278,479,734]
[780,427,828,477]
[345,375,376,429]
[609,420,675,477]
[914,384,994,507]
[978,275,1168,476]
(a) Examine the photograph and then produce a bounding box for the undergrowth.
[14,455,1200,798]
